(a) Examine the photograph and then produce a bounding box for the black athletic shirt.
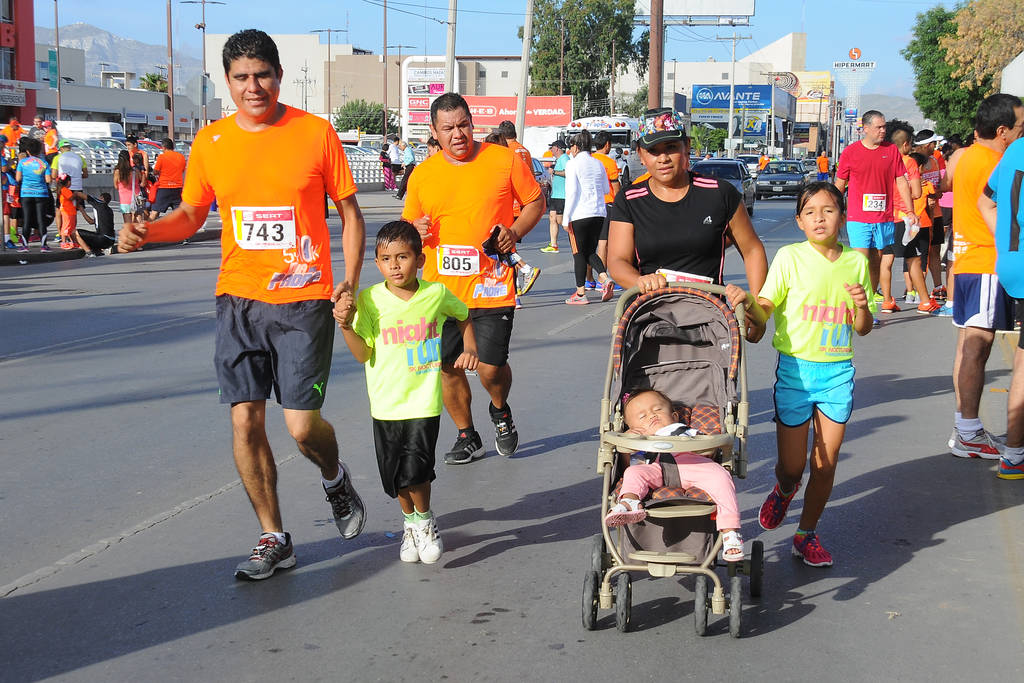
[86,194,115,239]
[608,173,742,284]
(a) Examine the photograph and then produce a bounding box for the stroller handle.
[611,282,765,327]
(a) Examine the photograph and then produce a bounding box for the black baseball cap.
[549,139,566,149]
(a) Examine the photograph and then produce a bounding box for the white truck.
[53,121,126,140]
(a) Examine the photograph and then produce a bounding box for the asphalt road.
[1,193,1022,681]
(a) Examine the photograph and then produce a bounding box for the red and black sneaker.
[792,531,833,567]
[758,481,800,530]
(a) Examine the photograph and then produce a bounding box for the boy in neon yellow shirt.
[749,182,873,568]
[334,221,478,564]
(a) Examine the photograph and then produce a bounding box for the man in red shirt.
[834,110,916,303]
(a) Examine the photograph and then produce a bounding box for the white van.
[54,121,126,141]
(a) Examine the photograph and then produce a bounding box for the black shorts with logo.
[372,415,440,498]
[441,306,515,367]
[214,294,335,410]
[152,188,183,214]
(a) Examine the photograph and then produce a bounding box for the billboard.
[635,1,755,16]
[773,71,832,104]
[462,96,573,128]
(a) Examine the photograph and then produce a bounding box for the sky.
[37,0,955,97]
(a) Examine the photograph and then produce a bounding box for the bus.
[563,116,643,184]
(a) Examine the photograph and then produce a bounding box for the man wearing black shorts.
[403,93,544,464]
[119,29,367,580]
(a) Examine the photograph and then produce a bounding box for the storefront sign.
[461,96,573,127]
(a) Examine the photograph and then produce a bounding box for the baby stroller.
[583,283,765,637]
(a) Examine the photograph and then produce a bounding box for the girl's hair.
[381,143,389,152]
[796,181,846,215]
[115,150,132,180]
[571,129,592,151]
[621,388,673,425]
[375,220,422,256]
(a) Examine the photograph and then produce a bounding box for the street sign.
[48,49,57,89]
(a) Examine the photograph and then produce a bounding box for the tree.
[615,85,648,118]
[941,0,1024,94]
[901,6,989,138]
[139,72,167,93]
[689,124,728,154]
[331,99,398,136]
[524,0,647,118]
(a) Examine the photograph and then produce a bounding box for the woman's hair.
[22,136,42,156]
[795,181,846,215]
[375,220,422,256]
[483,132,507,146]
[571,129,592,152]
[115,150,132,181]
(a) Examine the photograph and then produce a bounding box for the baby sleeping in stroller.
[604,388,744,562]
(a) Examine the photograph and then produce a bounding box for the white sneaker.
[400,522,420,563]
[413,517,443,564]
[952,428,1004,460]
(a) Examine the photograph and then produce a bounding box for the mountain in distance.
[35,23,202,92]
[860,93,936,132]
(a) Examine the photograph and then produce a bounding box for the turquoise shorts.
[846,220,894,250]
[773,354,855,427]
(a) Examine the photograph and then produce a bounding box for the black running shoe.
[324,460,366,539]
[444,429,484,465]
[234,532,297,580]
[490,403,519,457]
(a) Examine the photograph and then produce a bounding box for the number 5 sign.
[849,47,862,60]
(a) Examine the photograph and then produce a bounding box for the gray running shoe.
[324,462,366,539]
[444,429,484,465]
[234,532,296,581]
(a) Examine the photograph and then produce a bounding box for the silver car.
[691,159,755,216]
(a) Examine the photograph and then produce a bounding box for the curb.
[0,229,222,266]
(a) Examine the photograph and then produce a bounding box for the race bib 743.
[232,206,297,250]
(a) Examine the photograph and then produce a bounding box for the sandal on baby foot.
[605,499,646,527]
[721,530,744,562]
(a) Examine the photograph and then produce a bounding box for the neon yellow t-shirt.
[759,241,871,362]
[352,279,468,420]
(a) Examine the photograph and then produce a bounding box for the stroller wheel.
[694,575,709,636]
[582,570,600,631]
[590,533,606,573]
[614,572,632,633]
[729,574,743,638]
[748,540,765,598]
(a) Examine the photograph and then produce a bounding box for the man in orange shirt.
[149,137,187,219]
[758,152,769,171]
[1,117,23,158]
[816,150,829,181]
[119,29,368,580]
[947,93,1024,459]
[403,93,544,464]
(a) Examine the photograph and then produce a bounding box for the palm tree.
[139,72,168,93]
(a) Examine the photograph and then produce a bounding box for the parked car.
[736,153,761,178]
[799,158,818,183]
[343,144,379,162]
[755,161,806,199]
[62,138,116,174]
[691,159,755,216]
[531,157,551,195]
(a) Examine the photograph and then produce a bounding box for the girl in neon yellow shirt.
[750,182,873,567]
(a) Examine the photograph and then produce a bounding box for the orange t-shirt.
[44,129,59,155]
[59,186,75,216]
[911,179,934,228]
[2,125,22,148]
[593,152,620,204]
[154,150,186,189]
[182,106,357,304]
[952,143,1002,274]
[402,142,541,309]
[816,155,829,173]
[894,154,920,219]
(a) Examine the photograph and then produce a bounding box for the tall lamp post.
[387,43,416,133]
[54,0,62,120]
[311,28,347,118]
[182,0,226,128]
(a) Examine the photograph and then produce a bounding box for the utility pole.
[559,18,564,96]
[445,0,457,91]
[610,39,615,115]
[515,0,535,139]
[166,0,175,141]
[312,28,347,116]
[293,62,314,111]
[716,32,750,158]
[182,0,226,128]
[647,0,662,109]
[54,0,62,120]
[382,0,388,135]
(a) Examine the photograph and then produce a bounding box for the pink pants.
[620,453,740,530]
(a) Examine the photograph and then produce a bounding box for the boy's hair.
[375,220,422,256]
[100,192,112,203]
[884,119,913,146]
[796,181,846,215]
[222,29,281,75]
[621,388,673,425]
[594,130,612,149]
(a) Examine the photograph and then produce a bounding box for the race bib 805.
[437,245,479,276]
[232,206,297,250]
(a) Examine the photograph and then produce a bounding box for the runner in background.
[878,123,924,313]
[496,120,542,301]
[816,149,830,181]
[541,140,568,253]
[913,130,946,303]
[591,130,621,291]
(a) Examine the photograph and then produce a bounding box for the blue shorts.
[817,172,829,182]
[773,354,855,427]
[847,220,895,250]
[952,273,1014,330]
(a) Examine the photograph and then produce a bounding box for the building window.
[37,60,49,83]
[1,0,12,23]
[500,70,508,78]
[722,72,728,80]
[0,47,13,81]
